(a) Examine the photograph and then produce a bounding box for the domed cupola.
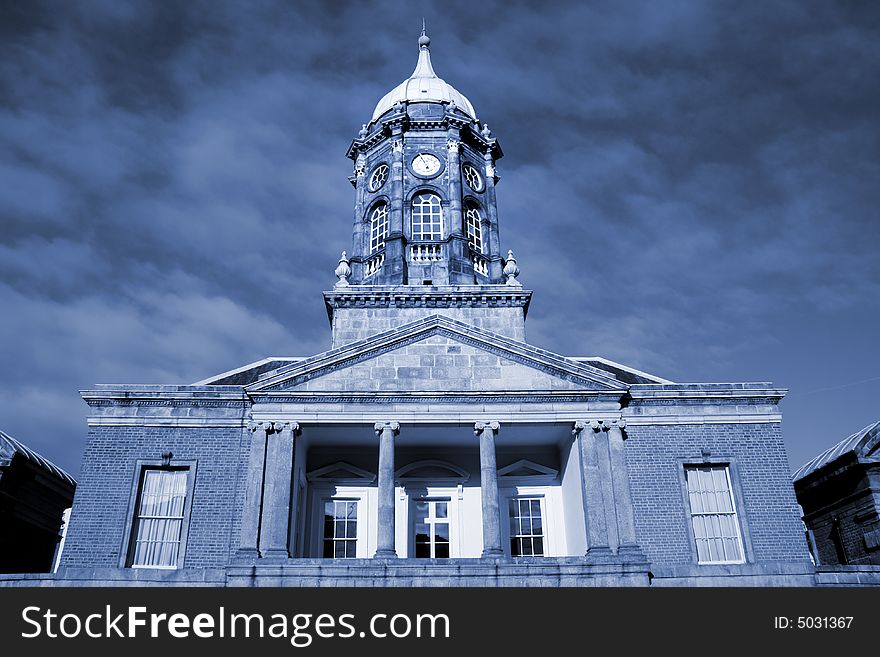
[371,27,477,125]
[341,25,509,288]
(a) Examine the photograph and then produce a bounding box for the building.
[794,420,880,570]
[4,30,815,587]
[0,430,76,573]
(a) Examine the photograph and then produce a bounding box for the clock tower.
[325,27,530,348]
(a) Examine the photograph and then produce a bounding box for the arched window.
[464,205,483,254]
[369,202,389,253]
[411,192,443,241]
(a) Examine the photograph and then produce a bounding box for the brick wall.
[625,422,810,566]
[60,425,246,569]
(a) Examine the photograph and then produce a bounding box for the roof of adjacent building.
[0,430,76,487]
[371,29,477,123]
[792,419,880,482]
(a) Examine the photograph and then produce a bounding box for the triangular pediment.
[307,461,376,484]
[498,459,558,483]
[247,315,625,394]
[396,459,470,484]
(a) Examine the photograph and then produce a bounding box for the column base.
[585,546,616,562]
[373,549,398,559]
[260,549,290,560]
[616,544,648,563]
[481,548,505,558]
[234,548,261,561]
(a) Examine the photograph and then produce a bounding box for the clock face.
[462,163,484,192]
[411,152,442,177]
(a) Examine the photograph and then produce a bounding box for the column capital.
[248,421,300,435]
[474,420,500,435]
[247,421,272,433]
[609,418,627,437]
[276,421,301,435]
[374,421,400,435]
[573,419,625,435]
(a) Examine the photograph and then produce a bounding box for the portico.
[233,411,645,569]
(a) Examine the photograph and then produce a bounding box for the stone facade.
[0,29,826,587]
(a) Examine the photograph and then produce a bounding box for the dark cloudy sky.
[1,0,878,478]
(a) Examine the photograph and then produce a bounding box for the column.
[475,420,504,557]
[483,150,503,282]
[237,421,269,558]
[572,420,612,556]
[384,130,406,283]
[447,136,463,237]
[350,152,367,281]
[374,421,400,558]
[259,421,299,559]
[446,136,469,285]
[608,419,640,554]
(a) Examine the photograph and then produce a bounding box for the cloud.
[1,0,879,475]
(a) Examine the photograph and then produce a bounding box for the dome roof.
[371,31,477,123]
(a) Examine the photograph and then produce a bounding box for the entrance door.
[413,498,450,558]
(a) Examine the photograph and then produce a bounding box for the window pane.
[411,193,443,241]
[435,523,450,541]
[131,470,187,568]
[685,465,743,564]
[435,502,448,518]
[465,206,483,253]
[322,500,358,559]
[532,537,544,557]
[508,497,545,557]
[369,203,389,253]
[415,542,430,558]
[434,542,449,559]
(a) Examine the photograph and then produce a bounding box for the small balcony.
[363,252,385,279]
[472,253,489,276]
[409,243,443,263]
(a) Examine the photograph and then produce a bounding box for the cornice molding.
[323,288,532,311]
[249,392,621,404]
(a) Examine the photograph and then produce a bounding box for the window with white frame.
[413,498,450,558]
[685,465,745,564]
[128,469,189,568]
[322,499,358,559]
[464,205,483,254]
[508,497,545,557]
[368,163,389,192]
[369,202,389,253]
[411,192,443,241]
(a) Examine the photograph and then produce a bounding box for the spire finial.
[419,19,430,49]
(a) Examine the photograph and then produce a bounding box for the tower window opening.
[465,205,484,254]
[369,202,389,254]
[411,192,443,241]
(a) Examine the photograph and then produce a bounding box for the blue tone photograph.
[0,0,878,589]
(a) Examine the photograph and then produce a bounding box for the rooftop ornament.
[503,250,521,286]
[334,251,351,287]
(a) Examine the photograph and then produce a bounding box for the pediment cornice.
[246,315,626,393]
